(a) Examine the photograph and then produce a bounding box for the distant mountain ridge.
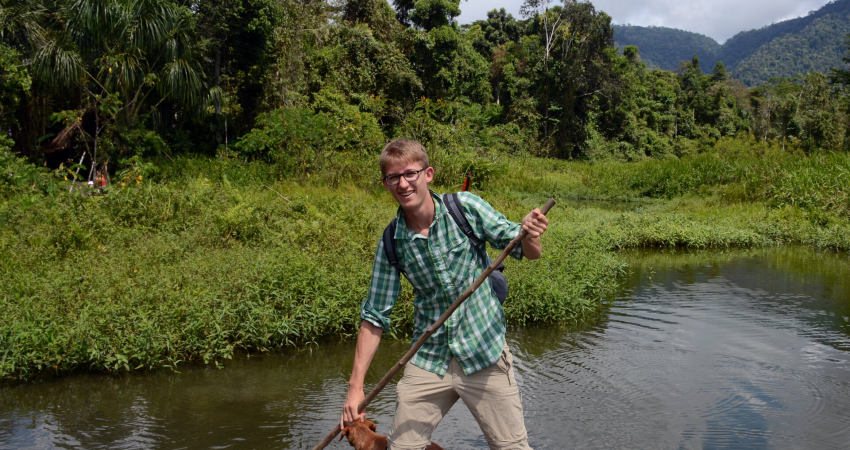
[613,25,720,72]
[613,0,850,85]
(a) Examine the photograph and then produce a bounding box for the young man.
[341,139,548,450]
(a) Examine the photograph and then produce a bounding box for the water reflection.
[2,247,850,449]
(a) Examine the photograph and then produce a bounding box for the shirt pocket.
[403,243,438,293]
[444,232,473,277]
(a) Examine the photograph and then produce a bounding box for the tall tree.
[410,25,489,103]
[471,8,520,57]
[518,0,617,156]
[28,0,209,168]
[519,0,561,68]
[751,77,800,143]
[711,61,727,83]
[409,0,460,30]
[0,45,32,135]
[34,0,208,120]
[393,0,416,27]
[195,0,281,145]
[797,72,845,151]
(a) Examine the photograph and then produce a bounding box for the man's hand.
[520,208,548,260]
[341,385,366,431]
[340,320,383,431]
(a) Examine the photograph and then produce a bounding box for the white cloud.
[457,0,833,43]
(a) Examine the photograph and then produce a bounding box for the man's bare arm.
[341,320,383,429]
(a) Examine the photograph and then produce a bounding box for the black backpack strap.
[445,192,508,304]
[445,192,506,267]
[382,217,405,275]
[444,193,481,247]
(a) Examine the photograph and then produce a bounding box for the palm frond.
[159,57,204,107]
[32,35,84,90]
[130,0,173,53]
[99,49,143,95]
[0,0,48,50]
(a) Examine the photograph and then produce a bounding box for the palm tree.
[34,0,211,121]
[0,0,47,51]
[24,0,214,177]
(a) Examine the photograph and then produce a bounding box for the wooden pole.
[311,199,556,450]
[69,151,86,194]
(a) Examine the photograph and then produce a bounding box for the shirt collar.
[395,190,445,241]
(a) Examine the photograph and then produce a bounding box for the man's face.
[382,160,434,211]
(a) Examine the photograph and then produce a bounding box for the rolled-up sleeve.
[360,237,401,333]
[458,192,524,261]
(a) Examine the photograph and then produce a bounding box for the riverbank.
[2,138,849,381]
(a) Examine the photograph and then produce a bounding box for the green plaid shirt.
[361,191,523,376]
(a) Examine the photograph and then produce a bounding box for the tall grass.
[2,137,849,381]
[574,137,850,220]
[0,158,622,381]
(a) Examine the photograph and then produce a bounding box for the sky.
[456,0,834,43]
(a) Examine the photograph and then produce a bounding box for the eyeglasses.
[383,168,427,186]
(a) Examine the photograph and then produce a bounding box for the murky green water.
[2,247,850,449]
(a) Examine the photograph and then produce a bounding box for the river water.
[2,247,849,449]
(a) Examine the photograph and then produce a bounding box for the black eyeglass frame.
[382,167,428,186]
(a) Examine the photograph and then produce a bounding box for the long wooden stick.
[69,151,86,194]
[311,199,556,450]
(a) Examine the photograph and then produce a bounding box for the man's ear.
[424,166,434,183]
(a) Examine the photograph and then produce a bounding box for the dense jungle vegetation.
[614,0,850,85]
[2,0,850,381]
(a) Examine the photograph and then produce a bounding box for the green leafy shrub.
[0,45,31,131]
[114,155,159,188]
[396,97,467,150]
[235,107,385,179]
[117,128,171,159]
[482,123,536,154]
[394,97,508,188]
[0,137,57,197]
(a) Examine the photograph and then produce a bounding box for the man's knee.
[486,437,533,450]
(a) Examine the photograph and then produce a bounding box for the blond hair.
[379,139,429,176]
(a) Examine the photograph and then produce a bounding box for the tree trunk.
[215,46,222,116]
[89,114,99,184]
[215,45,222,151]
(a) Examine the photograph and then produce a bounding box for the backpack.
[382,193,509,304]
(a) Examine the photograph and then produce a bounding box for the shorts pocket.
[495,352,509,373]
[495,347,513,385]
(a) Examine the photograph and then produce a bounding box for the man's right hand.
[341,385,366,430]
[341,321,383,431]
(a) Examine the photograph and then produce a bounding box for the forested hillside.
[719,0,850,69]
[613,0,850,85]
[730,9,850,85]
[613,25,720,72]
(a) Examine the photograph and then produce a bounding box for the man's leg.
[456,345,532,450]
[388,362,459,450]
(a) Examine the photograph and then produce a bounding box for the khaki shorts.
[387,345,532,450]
